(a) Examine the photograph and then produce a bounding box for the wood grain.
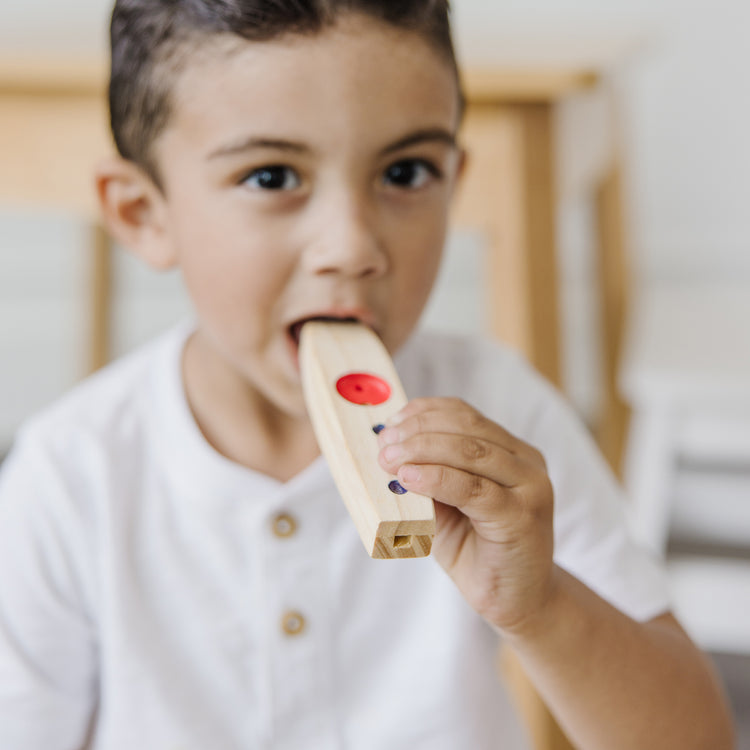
[299,321,435,559]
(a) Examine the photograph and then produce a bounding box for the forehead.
[161,14,460,155]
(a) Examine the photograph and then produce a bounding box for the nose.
[304,200,388,279]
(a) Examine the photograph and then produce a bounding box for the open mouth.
[288,315,363,347]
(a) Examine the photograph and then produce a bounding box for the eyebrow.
[378,128,458,156]
[207,127,458,161]
[207,137,311,160]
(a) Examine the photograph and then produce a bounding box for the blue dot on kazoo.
[372,423,385,434]
[388,479,408,495]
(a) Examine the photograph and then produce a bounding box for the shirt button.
[281,611,306,636]
[271,512,297,538]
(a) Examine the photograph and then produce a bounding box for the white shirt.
[0,324,670,749]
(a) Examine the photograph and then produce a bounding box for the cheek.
[161,180,293,335]
[387,225,446,337]
[176,235,287,333]
[397,220,446,294]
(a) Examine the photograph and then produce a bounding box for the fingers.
[386,397,529,457]
[379,430,525,488]
[391,461,509,522]
[377,397,551,525]
[378,397,546,484]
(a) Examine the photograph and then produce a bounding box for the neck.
[181,332,320,482]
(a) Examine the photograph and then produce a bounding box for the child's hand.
[377,397,556,635]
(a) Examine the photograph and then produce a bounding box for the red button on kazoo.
[336,372,391,406]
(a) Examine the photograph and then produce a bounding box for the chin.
[274,385,309,421]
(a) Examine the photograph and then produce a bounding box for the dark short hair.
[109,0,461,185]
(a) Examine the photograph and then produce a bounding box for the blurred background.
[1,0,749,746]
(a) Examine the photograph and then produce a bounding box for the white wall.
[0,0,110,55]
[2,0,750,446]
[455,0,750,281]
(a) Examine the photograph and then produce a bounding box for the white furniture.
[621,279,750,654]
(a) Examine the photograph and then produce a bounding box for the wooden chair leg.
[594,163,631,478]
[88,222,112,374]
[455,103,575,750]
[500,646,576,750]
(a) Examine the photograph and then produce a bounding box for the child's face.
[153,13,463,417]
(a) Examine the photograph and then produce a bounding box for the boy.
[0,1,734,748]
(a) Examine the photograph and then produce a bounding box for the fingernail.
[399,465,420,483]
[385,410,406,426]
[382,444,404,462]
[378,426,400,446]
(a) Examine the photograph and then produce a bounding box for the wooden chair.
[0,57,113,374]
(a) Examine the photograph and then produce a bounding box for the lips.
[287,308,379,346]
[289,315,359,346]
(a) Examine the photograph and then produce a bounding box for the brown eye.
[243,165,301,190]
[383,159,439,189]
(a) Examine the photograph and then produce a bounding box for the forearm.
[503,566,735,750]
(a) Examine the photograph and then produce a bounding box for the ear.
[94,157,177,270]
